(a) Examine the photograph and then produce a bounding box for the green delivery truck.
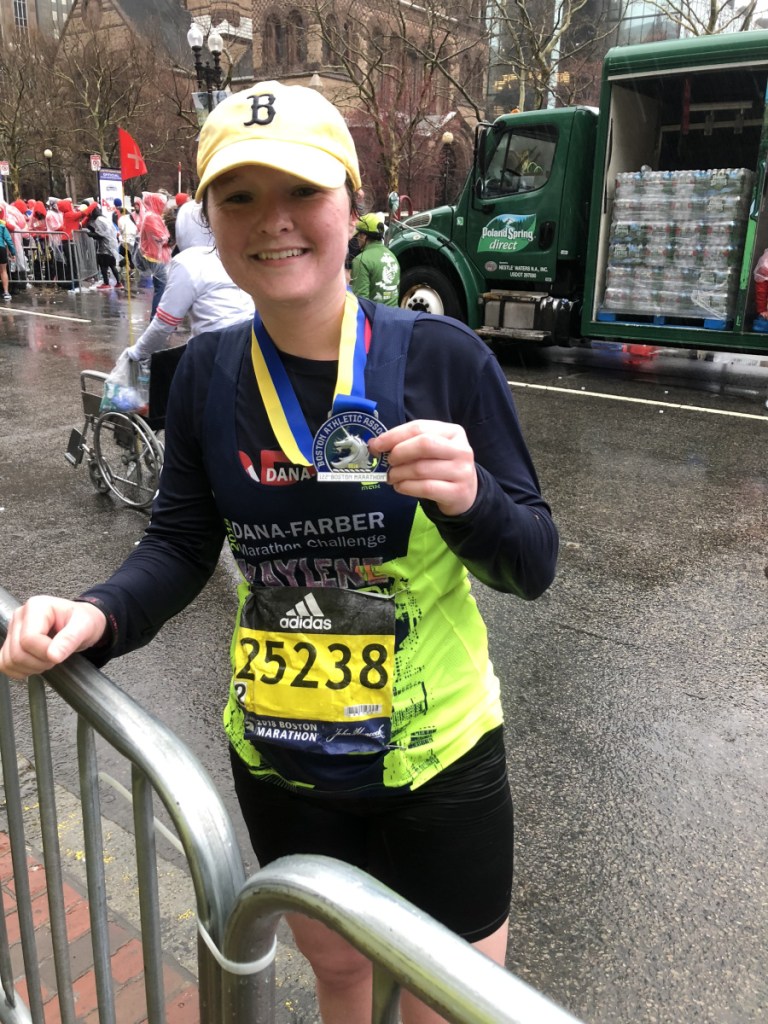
[389,30,768,354]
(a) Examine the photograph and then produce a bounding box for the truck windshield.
[481,124,559,199]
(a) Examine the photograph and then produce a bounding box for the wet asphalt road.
[1,285,767,1023]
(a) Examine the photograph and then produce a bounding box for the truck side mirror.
[474,123,491,176]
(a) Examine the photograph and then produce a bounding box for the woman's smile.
[252,247,306,261]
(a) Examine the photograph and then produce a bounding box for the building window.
[263,10,306,71]
[13,0,29,29]
[461,53,484,101]
[286,9,306,67]
[613,0,678,44]
[82,0,103,27]
[323,13,350,66]
[264,13,285,69]
[322,14,337,64]
[403,49,422,108]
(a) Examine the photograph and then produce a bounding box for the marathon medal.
[250,291,388,483]
[313,404,388,483]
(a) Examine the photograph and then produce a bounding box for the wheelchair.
[65,347,185,510]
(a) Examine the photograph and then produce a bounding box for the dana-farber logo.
[478,214,537,254]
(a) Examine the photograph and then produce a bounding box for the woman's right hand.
[0,597,108,680]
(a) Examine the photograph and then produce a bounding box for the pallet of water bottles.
[598,263,741,330]
[598,167,754,329]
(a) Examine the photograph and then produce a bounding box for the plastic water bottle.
[137,359,150,415]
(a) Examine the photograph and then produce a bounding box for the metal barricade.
[221,857,584,1024]
[0,584,245,1024]
[0,583,583,1024]
[70,229,100,285]
[8,230,98,292]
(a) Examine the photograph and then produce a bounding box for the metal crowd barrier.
[7,229,99,292]
[221,858,584,1024]
[0,584,245,1024]
[0,584,583,1024]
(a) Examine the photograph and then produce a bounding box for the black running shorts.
[230,726,514,942]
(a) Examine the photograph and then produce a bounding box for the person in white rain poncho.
[123,199,254,363]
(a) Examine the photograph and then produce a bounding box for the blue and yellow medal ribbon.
[250,291,374,466]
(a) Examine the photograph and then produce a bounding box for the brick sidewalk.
[1,832,199,1024]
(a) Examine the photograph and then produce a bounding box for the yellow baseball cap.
[195,81,362,201]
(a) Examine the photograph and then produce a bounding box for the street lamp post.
[186,23,224,114]
[440,132,454,206]
[43,147,53,196]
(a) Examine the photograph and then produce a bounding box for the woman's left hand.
[368,420,478,517]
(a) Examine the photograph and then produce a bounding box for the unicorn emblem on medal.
[312,411,389,483]
[330,428,377,472]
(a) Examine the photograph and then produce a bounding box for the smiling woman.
[0,80,558,1024]
[205,166,355,352]
[193,82,362,360]
[195,83,362,357]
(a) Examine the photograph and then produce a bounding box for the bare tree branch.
[261,0,488,202]
[487,0,629,110]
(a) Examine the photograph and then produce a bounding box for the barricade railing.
[0,584,245,1024]
[221,857,584,1024]
[7,230,99,291]
[0,583,584,1024]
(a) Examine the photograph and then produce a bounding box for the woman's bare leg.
[288,912,509,1024]
[287,912,373,1024]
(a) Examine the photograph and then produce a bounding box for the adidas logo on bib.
[279,593,332,631]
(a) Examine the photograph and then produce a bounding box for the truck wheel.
[400,267,462,319]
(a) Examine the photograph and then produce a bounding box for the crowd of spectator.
[0,190,188,299]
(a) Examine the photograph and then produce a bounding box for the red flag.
[119,128,147,181]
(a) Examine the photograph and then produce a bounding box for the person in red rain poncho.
[11,199,30,232]
[57,199,88,241]
[138,192,171,317]
[27,200,61,282]
[57,199,90,291]
[29,201,48,237]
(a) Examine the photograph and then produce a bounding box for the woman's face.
[206,165,356,312]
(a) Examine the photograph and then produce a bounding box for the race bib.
[233,587,395,755]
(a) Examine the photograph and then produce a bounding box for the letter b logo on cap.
[246,93,277,127]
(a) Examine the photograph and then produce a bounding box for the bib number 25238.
[233,587,396,755]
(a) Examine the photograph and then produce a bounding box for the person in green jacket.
[349,212,400,306]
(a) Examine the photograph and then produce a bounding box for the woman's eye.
[294,186,320,198]
[221,192,251,205]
